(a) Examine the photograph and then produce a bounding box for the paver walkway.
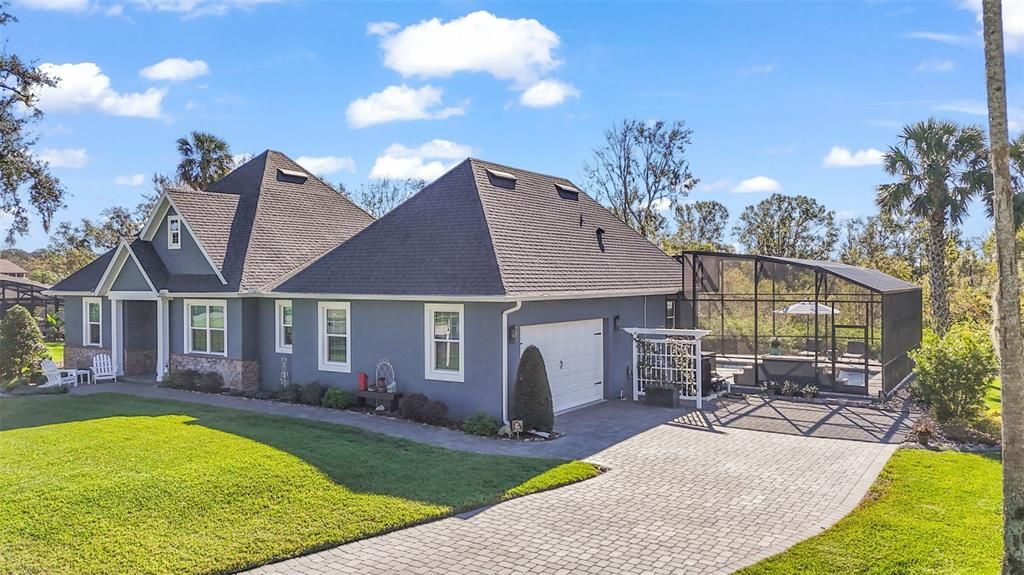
[69,383,901,574]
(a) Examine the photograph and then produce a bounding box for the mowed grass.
[736,449,1002,575]
[986,379,1002,420]
[0,394,599,575]
[44,341,63,366]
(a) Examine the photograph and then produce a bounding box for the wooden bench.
[355,390,403,411]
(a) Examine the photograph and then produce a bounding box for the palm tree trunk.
[982,1,1024,572]
[926,213,951,335]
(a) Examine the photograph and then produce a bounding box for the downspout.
[644,295,648,328]
[501,300,523,424]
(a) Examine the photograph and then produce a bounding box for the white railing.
[625,328,710,408]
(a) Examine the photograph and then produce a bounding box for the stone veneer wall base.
[168,353,259,392]
[64,346,111,370]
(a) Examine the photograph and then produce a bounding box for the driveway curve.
[244,406,896,575]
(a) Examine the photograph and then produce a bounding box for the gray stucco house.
[49,151,681,421]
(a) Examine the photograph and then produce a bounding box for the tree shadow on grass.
[0,393,574,509]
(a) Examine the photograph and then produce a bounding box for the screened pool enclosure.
[668,252,922,399]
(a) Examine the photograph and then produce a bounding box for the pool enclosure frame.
[669,252,922,399]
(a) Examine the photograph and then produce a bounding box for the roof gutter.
[501,300,522,424]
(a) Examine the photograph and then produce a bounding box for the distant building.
[0,259,29,278]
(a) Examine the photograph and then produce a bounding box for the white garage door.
[520,319,604,413]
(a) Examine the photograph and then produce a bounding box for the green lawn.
[736,449,1002,575]
[44,341,63,366]
[986,379,1002,420]
[0,394,599,575]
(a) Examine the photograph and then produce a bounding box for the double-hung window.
[276,300,293,353]
[424,303,463,382]
[167,216,181,249]
[83,297,102,347]
[185,300,226,356]
[318,302,350,372]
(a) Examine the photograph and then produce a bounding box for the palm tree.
[175,131,233,190]
[876,118,990,335]
[980,131,1024,228]
[981,0,1024,570]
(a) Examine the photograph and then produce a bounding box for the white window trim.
[275,300,293,354]
[184,299,227,357]
[83,297,102,347]
[318,301,351,373]
[167,215,182,250]
[424,303,464,383]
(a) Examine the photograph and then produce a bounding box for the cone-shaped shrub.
[0,305,47,381]
[512,345,554,432]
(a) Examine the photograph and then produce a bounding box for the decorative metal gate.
[626,328,710,408]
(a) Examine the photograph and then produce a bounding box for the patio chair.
[40,359,76,388]
[841,341,867,363]
[797,338,818,356]
[91,354,116,383]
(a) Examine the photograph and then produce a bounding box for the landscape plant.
[298,382,327,406]
[511,345,555,433]
[463,412,500,436]
[910,324,997,423]
[321,388,355,409]
[0,305,47,383]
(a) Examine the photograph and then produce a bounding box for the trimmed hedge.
[298,383,327,406]
[511,345,554,432]
[0,305,47,382]
[399,393,449,426]
[161,369,222,393]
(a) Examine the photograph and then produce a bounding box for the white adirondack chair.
[91,354,116,383]
[41,359,76,388]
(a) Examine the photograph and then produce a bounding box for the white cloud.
[732,176,781,193]
[369,11,579,107]
[822,146,884,168]
[694,178,734,193]
[519,79,580,108]
[651,198,672,212]
[376,11,562,86]
[915,58,955,73]
[740,63,776,75]
[960,0,1024,52]
[232,153,253,168]
[903,31,976,46]
[369,139,473,181]
[140,58,209,81]
[295,155,357,175]
[17,0,88,11]
[36,62,165,119]
[38,148,88,168]
[934,99,1024,131]
[105,4,124,16]
[126,0,278,18]
[346,84,466,128]
[367,21,399,36]
[114,173,146,186]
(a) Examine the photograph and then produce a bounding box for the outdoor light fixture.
[613,315,621,331]
[508,324,518,342]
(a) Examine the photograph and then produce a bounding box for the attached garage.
[519,319,605,413]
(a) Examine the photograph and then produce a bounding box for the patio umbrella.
[773,302,838,316]
[773,302,839,342]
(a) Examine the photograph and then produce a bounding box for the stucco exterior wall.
[506,295,671,407]
[257,298,505,420]
[110,257,151,292]
[63,295,112,349]
[152,207,219,276]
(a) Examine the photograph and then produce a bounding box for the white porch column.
[111,299,123,375]
[156,297,169,381]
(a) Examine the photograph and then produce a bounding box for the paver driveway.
[244,402,898,575]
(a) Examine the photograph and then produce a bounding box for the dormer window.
[167,216,181,250]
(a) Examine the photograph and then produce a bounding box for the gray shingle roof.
[276,159,683,297]
[49,250,115,292]
[53,150,374,295]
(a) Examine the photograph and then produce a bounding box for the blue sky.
[11,0,1023,250]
